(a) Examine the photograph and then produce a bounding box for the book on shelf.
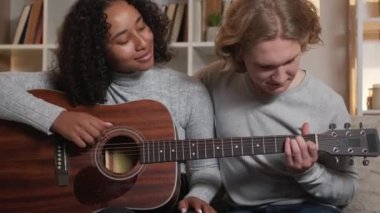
[13,4,32,44]
[193,0,203,42]
[24,0,43,44]
[34,15,43,44]
[170,2,186,43]
[178,3,189,42]
[166,3,177,41]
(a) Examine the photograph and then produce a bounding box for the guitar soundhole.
[94,127,145,181]
[103,136,139,174]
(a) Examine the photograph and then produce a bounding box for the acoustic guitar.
[0,90,379,213]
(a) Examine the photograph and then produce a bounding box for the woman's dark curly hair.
[52,0,171,106]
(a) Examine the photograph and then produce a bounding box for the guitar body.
[0,90,179,212]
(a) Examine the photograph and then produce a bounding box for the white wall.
[300,0,349,103]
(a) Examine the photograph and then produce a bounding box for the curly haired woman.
[0,0,219,212]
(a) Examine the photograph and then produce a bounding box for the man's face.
[242,37,302,96]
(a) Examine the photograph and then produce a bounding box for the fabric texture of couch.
[343,116,380,213]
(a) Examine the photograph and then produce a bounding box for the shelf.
[352,0,380,115]
[364,17,380,22]
[363,109,380,115]
[0,48,42,71]
[0,0,227,75]
[0,44,44,50]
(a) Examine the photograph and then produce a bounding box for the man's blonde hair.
[215,0,322,72]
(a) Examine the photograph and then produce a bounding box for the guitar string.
[67,135,365,159]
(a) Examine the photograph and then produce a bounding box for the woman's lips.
[135,51,152,63]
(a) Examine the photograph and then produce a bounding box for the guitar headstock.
[317,127,380,158]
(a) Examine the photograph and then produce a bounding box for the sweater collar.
[112,66,157,87]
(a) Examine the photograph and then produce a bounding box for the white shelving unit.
[154,0,219,75]
[352,0,380,115]
[0,0,218,76]
[0,0,76,72]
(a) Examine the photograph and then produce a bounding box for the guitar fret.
[174,140,179,161]
[163,140,166,161]
[168,140,171,161]
[158,140,161,162]
[169,139,172,161]
[182,140,185,160]
[222,138,225,157]
[262,137,265,154]
[147,141,150,163]
[213,139,215,158]
[251,137,254,155]
[215,139,222,157]
[204,139,207,159]
[142,141,145,163]
[152,143,156,162]
[141,141,144,163]
[163,140,167,162]
[241,137,243,156]
[174,140,178,161]
[231,138,234,157]
[192,142,196,159]
[275,136,277,153]
[196,139,199,159]
[152,141,154,162]
[149,141,154,162]
[253,140,261,155]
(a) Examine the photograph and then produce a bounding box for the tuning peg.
[349,157,354,166]
[344,123,351,130]
[363,157,369,166]
[329,123,337,130]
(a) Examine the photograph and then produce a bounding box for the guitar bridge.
[55,137,69,186]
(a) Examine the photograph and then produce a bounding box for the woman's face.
[242,37,302,96]
[105,1,154,73]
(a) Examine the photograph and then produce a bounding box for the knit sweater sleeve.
[293,96,359,207]
[184,79,222,203]
[0,71,66,134]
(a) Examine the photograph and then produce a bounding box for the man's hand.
[51,111,113,148]
[284,122,318,173]
[178,196,216,213]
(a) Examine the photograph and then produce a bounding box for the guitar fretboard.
[140,135,317,163]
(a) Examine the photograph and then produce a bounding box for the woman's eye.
[117,40,129,45]
[138,25,146,31]
[260,66,275,70]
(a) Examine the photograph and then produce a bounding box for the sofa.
[343,116,380,213]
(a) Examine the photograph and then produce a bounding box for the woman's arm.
[0,71,65,133]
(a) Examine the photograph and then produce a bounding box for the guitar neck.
[140,135,317,163]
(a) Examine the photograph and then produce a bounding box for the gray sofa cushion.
[343,116,380,213]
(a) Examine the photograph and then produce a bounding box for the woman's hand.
[284,122,318,173]
[51,111,113,148]
[178,196,216,213]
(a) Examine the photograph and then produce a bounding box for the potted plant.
[206,12,222,41]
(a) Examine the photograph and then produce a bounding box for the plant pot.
[206,26,220,41]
